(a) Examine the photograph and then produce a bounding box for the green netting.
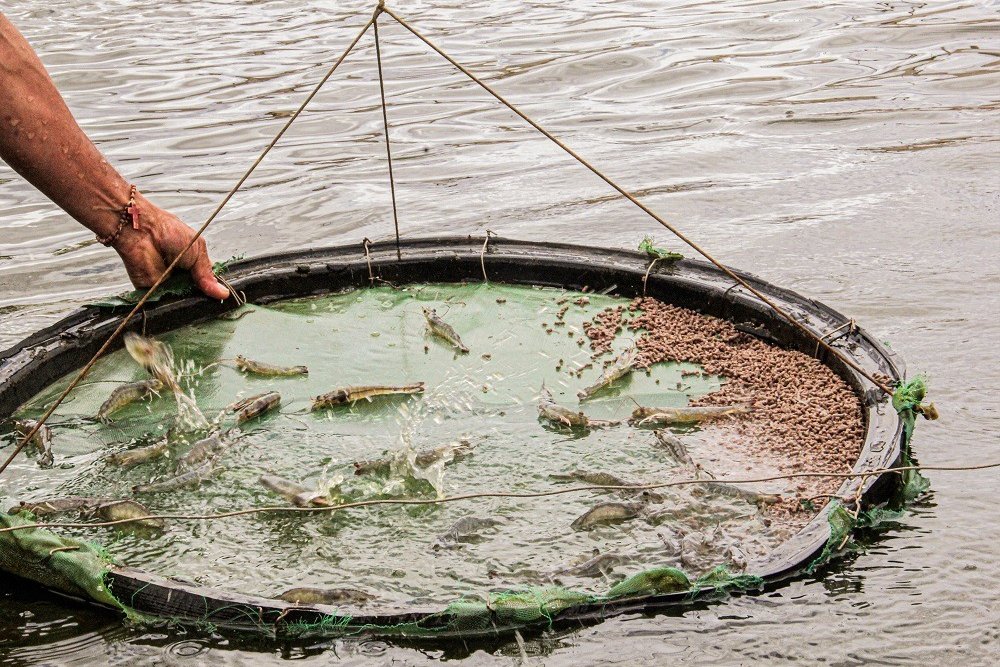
[892,376,932,502]
[805,502,856,573]
[804,378,933,574]
[0,512,123,609]
[440,587,594,632]
[284,613,355,637]
[692,565,765,595]
[280,567,764,639]
[638,237,683,262]
[892,376,927,443]
[0,494,903,639]
[606,566,691,598]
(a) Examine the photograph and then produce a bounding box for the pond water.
[6,283,787,608]
[0,0,998,664]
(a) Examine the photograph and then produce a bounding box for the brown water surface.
[1,0,998,664]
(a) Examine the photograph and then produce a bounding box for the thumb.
[189,246,230,300]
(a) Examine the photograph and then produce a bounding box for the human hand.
[111,194,229,300]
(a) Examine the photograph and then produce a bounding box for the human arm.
[0,14,228,299]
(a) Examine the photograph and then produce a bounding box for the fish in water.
[577,345,638,400]
[8,496,103,517]
[637,489,667,504]
[571,502,644,530]
[106,438,171,468]
[422,307,469,353]
[435,516,504,546]
[652,430,695,466]
[277,587,375,606]
[218,307,255,321]
[93,499,164,530]
[551,472,664,501]
[234,355,308,377]
[354,439,474,476]
[412,439,473,468]
[133,457,217,494]
[124,333,208,430]
[259,474,333,507]
[123,333,180,392]
[226,392,272,413]
[312,383,425,410]
[550,550,629,578]
[97,379,163,423]
[550,470,637,487]
[693,480,782,507]
[630,404,750,426]
[234,391,281,423]
[537,386,618,429]
[14,419,54,468]
[177,430,235,470]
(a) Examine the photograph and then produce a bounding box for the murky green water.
[1,0,998,664]
[5,284,792,609]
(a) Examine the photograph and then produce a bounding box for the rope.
[480,229,496,282]
[217,275,246,307]
[839,473,870,549]
[379,6,895,396]
[641,258,660,296]
[373,9,402,261]
[814,319,855,358]
[0,16,377,478]
[362,237,376,286]
[0,1,909,476]
[2,461,997,534]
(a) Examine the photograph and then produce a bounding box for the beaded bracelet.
[97,184,141,247]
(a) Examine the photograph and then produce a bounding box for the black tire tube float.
[0,236,906,639]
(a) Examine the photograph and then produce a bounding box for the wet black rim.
[0,236,905,638]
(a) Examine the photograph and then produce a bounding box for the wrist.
[93,182,139,246]
[109,191,162,254]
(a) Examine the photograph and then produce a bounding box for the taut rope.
[1,3,914,477]
[2,462,997,534]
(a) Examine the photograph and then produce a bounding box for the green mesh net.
[0,512,122,609]
[692,565,765,595]
[805,502,856,573]
[804,378,934,574]
[892,377,932,502]
[606,566,691,598]
[0,510,768,638]
[438,587,594,633]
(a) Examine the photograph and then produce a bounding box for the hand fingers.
[187,240,230,300]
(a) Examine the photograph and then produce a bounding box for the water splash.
[123,333,209,431]
[389,399,469,498]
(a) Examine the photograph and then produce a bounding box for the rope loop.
[480,229,496,282]
[362,237,375,286]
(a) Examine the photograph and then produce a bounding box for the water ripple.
[1,0,999,664]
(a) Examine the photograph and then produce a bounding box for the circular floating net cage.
[0,237,925,640]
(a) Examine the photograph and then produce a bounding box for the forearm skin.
[0,13,128,238]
